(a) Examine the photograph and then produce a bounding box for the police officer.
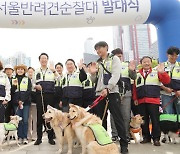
[0,61,11,123]
[61,59,87,112]
[110,48,137,142]
[133,56,170,146]
[34,53,59,145]
[89,41,128,154]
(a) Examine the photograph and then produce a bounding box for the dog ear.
[47,105,52,109]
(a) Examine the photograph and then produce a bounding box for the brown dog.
[68,104,119,154]
[44,105,75,154]
[130,114,144,143]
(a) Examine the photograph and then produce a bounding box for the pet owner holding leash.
[0,61,11,123]
[89,41,128,154]
[33,53,59,145]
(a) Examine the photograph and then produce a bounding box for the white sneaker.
[18,138,23,144]
[23,138,28,144]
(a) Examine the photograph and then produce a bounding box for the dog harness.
[58,122,71,137]
[83,124,113,146]
[160,114,180,122]
[4,123,17,136]
[130,126,142,133]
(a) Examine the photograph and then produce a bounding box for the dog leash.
[85,96,104,111]
[160,96,177,112]
[40,89,52,131]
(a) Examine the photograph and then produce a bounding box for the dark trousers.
[62,97,83,112]
[131,98,139,116]
[5,101,14,122]
[36,93,54,140]
[93,93,128,147]
[138,103,161,141]
[0,100,7,122]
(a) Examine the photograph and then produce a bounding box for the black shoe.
[121,146,129,154]
[140,138,151,144]
[112,136,119,142]
[34,140,42,145]
[48,139,55,145]
[153,140,161,146]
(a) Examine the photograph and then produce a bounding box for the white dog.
[0,115,22,150]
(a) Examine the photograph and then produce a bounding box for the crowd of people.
[0,42,179,154]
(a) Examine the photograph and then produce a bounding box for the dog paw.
[56,149,62,154]
[67,151,72,154]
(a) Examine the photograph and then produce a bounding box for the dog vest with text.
[85,124,113,146]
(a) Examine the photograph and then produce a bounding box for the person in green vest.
[61,59,87,112]
[11,64,32,145]
[54,62,64,110]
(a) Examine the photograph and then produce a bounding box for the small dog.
[44,105,75,154]
[130,114,144,143]
[68,104,119,154]
[0,115,22,150]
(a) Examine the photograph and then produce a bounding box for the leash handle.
[85,96,104,111]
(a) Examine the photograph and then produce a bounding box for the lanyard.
[40,68,48,81]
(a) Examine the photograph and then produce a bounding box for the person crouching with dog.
[133,56,170,146]
[11,64,32,144]
[0,61,11,123]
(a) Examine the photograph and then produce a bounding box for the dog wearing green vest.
[0,115,22,150]
[44,105,76,154]
[160,114,180,144]
[68,104,119,154]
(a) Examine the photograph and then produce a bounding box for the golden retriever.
[44,105,75,154]
[130,114,144,143]
[68,104,119,154]
[0,115,22,151]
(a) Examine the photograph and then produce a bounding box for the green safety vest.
[135,69,161,98]
[121,62,129,78]
[164,62,180,80]
[85,124,113,146]
[136,69,160,88]
[82,74,94,89]
[12,77,28,92]
[62,72,83,88]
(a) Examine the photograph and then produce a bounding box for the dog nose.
[67,115,70,119]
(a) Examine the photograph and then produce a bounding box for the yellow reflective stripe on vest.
[82,74,94,89]
[164,62,180,80]
[62,72,82,88]
[136,70,160,88]
[35,68,55,83]
[121,62,129,78]
[14,77,28,92]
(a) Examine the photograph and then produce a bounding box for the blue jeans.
[14,105,30,139]
[161,94,178,114]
